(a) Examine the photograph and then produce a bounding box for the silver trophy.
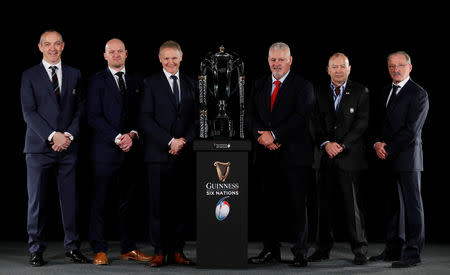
[199,46,245,139]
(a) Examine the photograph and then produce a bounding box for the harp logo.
[213,161,231,182]
[215,196,230,221]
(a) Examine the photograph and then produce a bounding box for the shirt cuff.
[64,132,74,141]
[48,131,56,141]
[271,131,276,140]
[168,137,174,146]
[320,141,330,148]
[115,133,122,144]
[131,130,139,139]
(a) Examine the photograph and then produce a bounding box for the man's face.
[159,47,182,74]
[388,54,412,84]
[38,32,65,64]
[327,55,351,86]
[268,48,292,80]
[104,39,128,70]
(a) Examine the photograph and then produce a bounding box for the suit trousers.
[89,160,137,254]
[384,170,424,260]
[315,158,368,255]
[26,152,79,253]
[147,154,191,255]
[256,149,310,256]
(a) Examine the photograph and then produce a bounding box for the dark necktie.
[334,86,341,96]
[50,66,60,104]
[387,84,399,108]
[333,86,341,111]
[115,72,126,95]
[171,75,180,106]
[271,80,281,111]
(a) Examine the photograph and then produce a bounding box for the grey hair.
[329,52,350,65]
[159,40,183,55]
[269,42,291,57]
[39,30,63,45]
[388,51,412,64]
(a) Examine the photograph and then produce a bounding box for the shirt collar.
[108,66,126,76]
[330,80,347,92]
[42,59,61,70]
[272,70,290,84]
[163,68,179,79]
[393,76,410,89]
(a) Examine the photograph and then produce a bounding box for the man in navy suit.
[86,38,152,265]
[247,42,314,267]
[21,30,90,267]
[139,40,197,267]
[370,51,429,268]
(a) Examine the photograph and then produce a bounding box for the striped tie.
[50,66,61,104]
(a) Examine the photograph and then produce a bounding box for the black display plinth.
[193,139,251,268]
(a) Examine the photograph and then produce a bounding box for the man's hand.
[257,131,274,146]
[169,138,186,155]
[117,133,133,152]
[374,142,388,160]
[324,142,343,158]
[51,132,71,152]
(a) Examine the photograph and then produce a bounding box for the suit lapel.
[104,68,123,105]
[159,70,177,110]
[38,63,59,105]
[336,80,352,118]
[271,73,293,112]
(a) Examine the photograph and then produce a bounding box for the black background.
[3,4,449,246]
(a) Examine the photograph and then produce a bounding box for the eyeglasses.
[388,64,409,70]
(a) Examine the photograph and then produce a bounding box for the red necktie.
[271,80,281,111]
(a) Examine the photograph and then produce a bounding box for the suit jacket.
[248,72,314,166]
[21,63,83,154]
[87,68,143,163]
[139,70,197,162]
[375,79,429,172]
[310,80,370,171]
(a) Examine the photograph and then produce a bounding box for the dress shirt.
[320,81,347,148]
[386,76,410,107]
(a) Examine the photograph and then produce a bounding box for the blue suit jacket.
[87,68,143,163]
[139,70,197,162]
[21,63,83,154]
[378,79,429,171]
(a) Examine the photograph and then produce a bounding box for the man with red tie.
[247,42,314,267]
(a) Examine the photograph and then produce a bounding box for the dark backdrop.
[4,5,449,247]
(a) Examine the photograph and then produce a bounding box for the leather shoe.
[121,249,153,262]
[248,249,281,264]
[65,249,91,263]
[149,254,165,267]
[307,250,330,262]
[354,253,367,265]
[172,252,195,265]
[29,252,46,267]
[369,250,400,262]
[392,258,421,268]
[292,253,308,267]
[93,252,108,265]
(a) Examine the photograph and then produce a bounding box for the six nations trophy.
[198,46,245,140]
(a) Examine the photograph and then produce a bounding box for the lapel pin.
[350,108,354,113]
[72,89,76,95]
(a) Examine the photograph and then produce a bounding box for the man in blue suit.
[139,40,197,267]
[21,30,90,267]
[370,51,429,268]
[87,38,152,265]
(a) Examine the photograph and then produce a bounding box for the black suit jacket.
[86,68,143,163]
[248,72,314,166]
[310,80,370,171]
[139,70,197,162]
[374,79,429,172]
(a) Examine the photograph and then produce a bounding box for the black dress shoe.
[29,252,46,267]
[307,250,330,262]
[65,250,91,263]
[354,253,367,265]
[392,258,421,268]
[248,249,281,264]
[369,250,400,262]
[292,253,308,267]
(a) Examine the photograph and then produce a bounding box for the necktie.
[334,86,341,111]
[115,72,126,95]
[171,75,180,106]
[271,80,281,111]
[387,84,399,108]
[50,66,60,104]
[334,86,341,96]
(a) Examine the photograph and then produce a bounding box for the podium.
[194,139,251,268]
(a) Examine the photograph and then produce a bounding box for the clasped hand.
[50,132,72,152]
[116,133,134,152]
[257,131,281,151]
[324,142,343,158]
[169,138,186,155]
